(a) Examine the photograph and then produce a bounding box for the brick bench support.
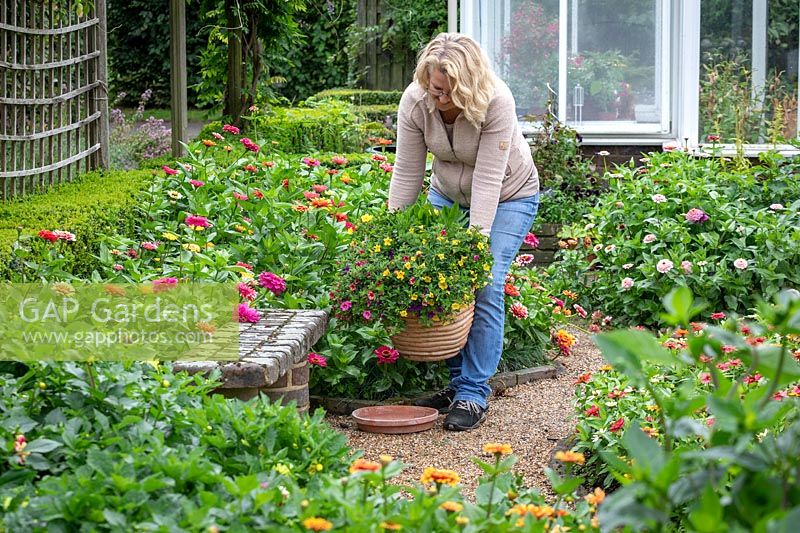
[174,309,328,412]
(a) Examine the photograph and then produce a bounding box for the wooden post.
[97,0,110,168]
[170,0,188,156]
[224,0,243,123]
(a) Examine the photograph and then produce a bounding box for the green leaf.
[688,483,726,533]
[23,438,62,454]
[622,423,665,473]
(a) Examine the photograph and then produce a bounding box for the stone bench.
[173,309,328,412]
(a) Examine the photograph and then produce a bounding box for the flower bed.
[551,150,800,326]
[569,287,800,530]
[9,124,577,401]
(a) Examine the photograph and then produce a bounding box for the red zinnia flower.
[609,417,625,432]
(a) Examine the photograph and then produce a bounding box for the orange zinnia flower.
[584,487,606,505]
[349,458,381,473]
[310,198,333,208]
[439,501,463,513]
[302,517,333,531]
[420,467,460,486]
[554,450,585,465]
[482,443,513,456]
[503,283,520,297]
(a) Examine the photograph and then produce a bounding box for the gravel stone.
[325,326,605,497]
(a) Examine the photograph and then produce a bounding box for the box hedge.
[0,169,157,279]
[306,88,403,106]
[197,102,393,153]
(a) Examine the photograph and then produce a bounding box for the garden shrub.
[530,114,603,226]
[353,104,398,126]
[109,90,172,170]
[0,362,352,528]
[307,88,403,106]
[247,102,381,153]
[551,150,800,326]
[572,287,800,530]
[0,169,156,280]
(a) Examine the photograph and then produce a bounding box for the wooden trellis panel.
[0,0,109,200]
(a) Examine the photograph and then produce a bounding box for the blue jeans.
[427,188,540,408]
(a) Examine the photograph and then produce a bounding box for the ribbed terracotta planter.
[390,304,474,361]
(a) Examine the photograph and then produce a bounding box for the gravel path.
[325,326,605,496]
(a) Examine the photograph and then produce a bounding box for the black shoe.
[412,388,456,414]
[443,400,487,431]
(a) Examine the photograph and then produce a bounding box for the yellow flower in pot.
[330,200,493,361]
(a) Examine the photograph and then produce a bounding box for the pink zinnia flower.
[302,157,321,167]
[236,261,253,271]
[303,191,320,200]
[379,163,394,173]
[656,259,674,273]
[681,260,693,274]
[651,194,667,203]
[162,165,179,175]
[238,282,257,301]
[523,232,539,248]
[331,155,348,166]
[240,137,260,153]
[38,230,58,242]
[237,303,260,323]
[510,302,528,319]
[699,372,712,384]
[112,264,123,271]
[769,203,784,211]
[374,345,400,364]
[362,310,372,320]
[371,154,387,162]
[643,234,657,244]
[515,254,534,266]
[153,277,178,292]
[222,124,240,135]
[313,184,328,193]
[233,192,248,201]
[340,300,352,312]
[710,312,726,320]
[684,208,709,223]
[733,258,749,270]
[621,277,634,290]
[308,353,327,367]
[773,390,788,401]
[573,304,588,318]
[185,214,210,228]
[258,272,287,296]
[188,179,205,188]
[141,241,159,251]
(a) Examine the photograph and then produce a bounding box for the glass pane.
[494,0,560,118]
[565,0,662,124]
[699,0,799,141]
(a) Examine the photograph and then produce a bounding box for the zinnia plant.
[329,199,492,330]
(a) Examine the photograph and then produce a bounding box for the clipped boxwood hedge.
[353,104,398,125]
[0,169,157,279]
[306,88,403,106]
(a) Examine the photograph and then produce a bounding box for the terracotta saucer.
[351,405,439,434]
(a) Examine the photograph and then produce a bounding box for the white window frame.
[459,0,800,151]
[556,0,672,138]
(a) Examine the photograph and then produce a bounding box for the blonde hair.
[414,33,496,128]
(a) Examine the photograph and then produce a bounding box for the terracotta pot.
[351,405,438,434]
[390,304,474,361]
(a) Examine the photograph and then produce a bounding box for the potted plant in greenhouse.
[329,199,493,361]
[569,51,630,120]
